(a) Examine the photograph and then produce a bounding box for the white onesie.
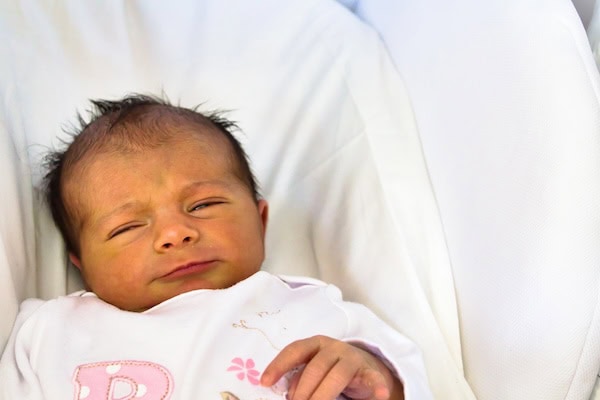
[0,271,432,399]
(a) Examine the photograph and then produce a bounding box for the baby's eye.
[108,224,141,239]
[189,201,224,212]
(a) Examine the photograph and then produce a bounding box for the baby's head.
[44,94,268,311]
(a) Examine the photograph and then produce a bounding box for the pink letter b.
[73,360,174,399]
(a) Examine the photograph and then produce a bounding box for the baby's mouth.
[161,260,217,280]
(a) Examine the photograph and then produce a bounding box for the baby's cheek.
[85,266,141,306]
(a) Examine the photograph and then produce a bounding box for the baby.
[0,94,432,399]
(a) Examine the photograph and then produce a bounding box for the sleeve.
[325,285,434,400]
[0,298,49,399]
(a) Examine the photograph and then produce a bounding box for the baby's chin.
[116,284,219,312]
[95,291,175,313]
[96,271,260,312]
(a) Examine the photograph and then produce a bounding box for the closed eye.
[189,201,225,213]
[108,224,143,239]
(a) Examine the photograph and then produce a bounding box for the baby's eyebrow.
[93,201,143,229]
[179,180,233,196]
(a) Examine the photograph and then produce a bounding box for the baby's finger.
[289,347,349,399]
[343,367,390,400]
[261,337,321,387]
[296,355,360,400]
[286,370,300,399]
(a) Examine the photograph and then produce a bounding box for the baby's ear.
[257,199,269,234]
[68,253,82,270]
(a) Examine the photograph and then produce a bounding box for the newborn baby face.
[68,129,268,311]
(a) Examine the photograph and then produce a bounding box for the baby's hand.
[260,335,403,400]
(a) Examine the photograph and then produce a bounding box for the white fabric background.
[588,0,600,66]
[353,0,600,399]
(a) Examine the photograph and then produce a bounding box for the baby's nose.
[154,221,199,252]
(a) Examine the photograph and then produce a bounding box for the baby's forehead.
[62,128,237,220]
